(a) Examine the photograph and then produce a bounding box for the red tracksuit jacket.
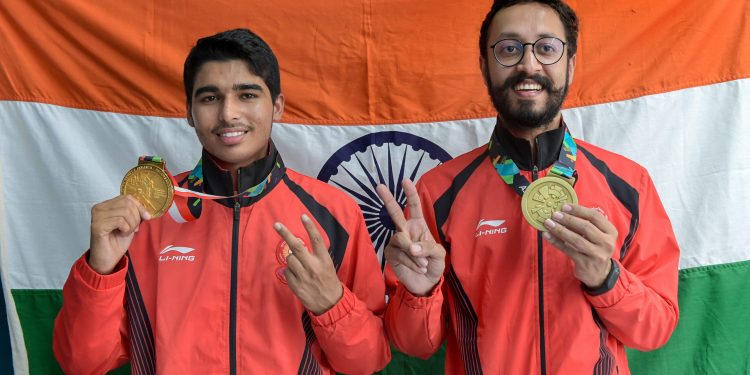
[386,125,679,375]
[54,148,391,374]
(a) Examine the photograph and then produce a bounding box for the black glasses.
[490,37,567,67]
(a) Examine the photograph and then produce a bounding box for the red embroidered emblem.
[274,237,309,284]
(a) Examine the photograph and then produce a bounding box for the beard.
[489,69,569,130]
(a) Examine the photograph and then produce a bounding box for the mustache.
[213,122,253,132]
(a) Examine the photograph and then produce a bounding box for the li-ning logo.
[158,245,196,262]
[475,219,508,237]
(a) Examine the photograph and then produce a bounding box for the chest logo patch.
[158,245,196,262]
[475,219,508,238]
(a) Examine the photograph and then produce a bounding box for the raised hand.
[89,195,151,274]
[542,204,618,288]
[376,179,445,296]
[273,214,344,315]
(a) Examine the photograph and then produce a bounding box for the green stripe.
[11,261,750,373]
[627,260,750,375]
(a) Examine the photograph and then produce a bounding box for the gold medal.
[120,160,174,218]
[521,176,578,231]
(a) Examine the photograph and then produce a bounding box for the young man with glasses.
[378,1,680,373]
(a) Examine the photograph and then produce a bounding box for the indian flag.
[1,1,748,373]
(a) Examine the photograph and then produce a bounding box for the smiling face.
[482,2,576,131]
[188,59,284,173]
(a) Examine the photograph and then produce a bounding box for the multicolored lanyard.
[127,155,282,223]
[488,127,578,197]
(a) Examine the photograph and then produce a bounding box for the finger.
[384,247,427,274]
[285,252,306,278]
[95,207,142,232]
[410,240,446,260]
[273,222,312,265]
[284,268,300,289]
[100,216,136,236]
[543,218,593,256]
[542,231,584,262]
[401,179,425,221]
[124,195,152,221]
[550,210,605,246]
[300,214,329,259]
[376,184,408,232]
[388,231,413,252]
[561,204,616,237]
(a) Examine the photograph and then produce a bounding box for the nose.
[219,97,240,123]
[515,45,542,74]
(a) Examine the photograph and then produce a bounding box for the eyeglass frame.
[489,37,568,67]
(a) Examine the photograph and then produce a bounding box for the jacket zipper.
[229,170,241,375]
[533,163,547,375]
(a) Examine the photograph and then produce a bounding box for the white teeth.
[515,83,542,91]
[220,131,245,138]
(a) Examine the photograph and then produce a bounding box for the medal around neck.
[521,176,578,231]
[120,157,174,218]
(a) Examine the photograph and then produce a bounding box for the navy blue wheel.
[317,131,452,268]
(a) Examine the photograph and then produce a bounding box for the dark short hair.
[479,0,579,62]
[183,28,281,109]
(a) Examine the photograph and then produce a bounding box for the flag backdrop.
[1,1,749,373]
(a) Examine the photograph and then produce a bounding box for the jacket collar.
[201,142,285,207]
[492,118,565,171]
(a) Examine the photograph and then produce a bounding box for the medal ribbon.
[488,127,578,197]
[137,155,281,223]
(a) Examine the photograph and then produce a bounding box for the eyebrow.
[234,83,263,91]
[193,83,264,97]
[193,85,218,97]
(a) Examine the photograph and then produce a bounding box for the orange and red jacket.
[385,125,680,375]
[54,148,391,374]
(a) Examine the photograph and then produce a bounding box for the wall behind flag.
[1,0,749,374]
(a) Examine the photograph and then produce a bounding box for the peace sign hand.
[274,214,344,315]
[376,180,445,297]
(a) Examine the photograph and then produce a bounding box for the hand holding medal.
[490,128,616,288]
[542,204,618,289]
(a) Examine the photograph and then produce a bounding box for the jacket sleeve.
[53,252,130,374]
[585,170,680,350]
[310,210,391,375]
[385,275,446,359]
[384,179,447,359]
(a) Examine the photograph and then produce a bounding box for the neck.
[501,113,563,162]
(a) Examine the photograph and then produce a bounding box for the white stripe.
[1,79,748,288]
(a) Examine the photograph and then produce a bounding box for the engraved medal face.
[521,176,578,231]
[120,164,174,218]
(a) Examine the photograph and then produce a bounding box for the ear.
[186,105,195,128]
[567,53,576,86]
[272,93,285,122]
